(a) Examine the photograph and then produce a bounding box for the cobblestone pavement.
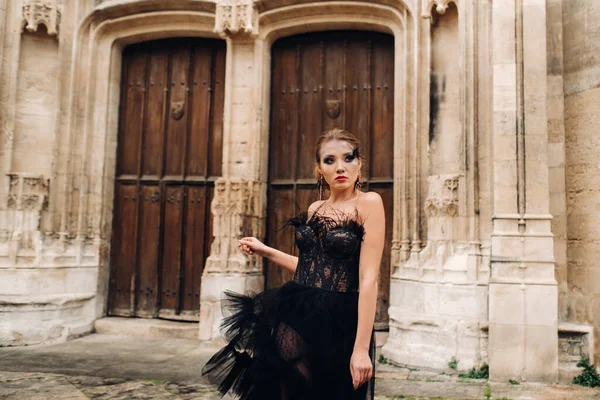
[0,334,599,400]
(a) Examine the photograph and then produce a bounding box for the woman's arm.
[263,247,298,274]
[238,238,298,273]
[239,200,324,274]
[350,192,385,389]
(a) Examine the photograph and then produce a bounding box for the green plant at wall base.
[483,383,491,400]
[572,357,600,388]
[448,356,459,370]
[508,379,520,385]
[458,363,489,379]
[378,354,388,365]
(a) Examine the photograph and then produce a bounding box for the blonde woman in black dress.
[202,128,385,400]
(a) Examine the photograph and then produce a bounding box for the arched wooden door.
[267,31,394,327]
[108,38,225,321]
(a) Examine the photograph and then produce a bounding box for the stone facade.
[0,0,598,383]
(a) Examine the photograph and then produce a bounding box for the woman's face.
[317,139,361,192]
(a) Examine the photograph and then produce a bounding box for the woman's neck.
[327,187,358,205]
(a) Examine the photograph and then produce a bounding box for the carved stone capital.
[214,0,259,37]
[22,0,61,37]
[6,173,49,212]
[421,0,456,19]
[205,178,264,275]
[424,174,461,217]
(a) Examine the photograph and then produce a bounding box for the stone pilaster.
[489,0,558,383]
[199,1,263,341]
[199,178,264,341]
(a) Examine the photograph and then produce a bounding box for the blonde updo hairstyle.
[313,128,362,187]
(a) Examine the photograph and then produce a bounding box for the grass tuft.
[458,363,489,379]
[448,357,459,370]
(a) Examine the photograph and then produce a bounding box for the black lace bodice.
[285,210,365,293]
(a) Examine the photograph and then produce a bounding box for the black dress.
[201,210,375,400]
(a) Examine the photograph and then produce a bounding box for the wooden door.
[267,31,394,328]
[108,38,225,320]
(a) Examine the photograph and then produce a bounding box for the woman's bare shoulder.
[308,200,326,217]
[356,191,384,219]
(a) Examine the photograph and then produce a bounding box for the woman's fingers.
[359,367,366,387]
[238,239,255,255]
[350,363,358,389]
[352,365,372,389]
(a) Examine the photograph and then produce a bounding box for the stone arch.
[254,1,418,265]
[55,4,222,317]
[199,0,422,341]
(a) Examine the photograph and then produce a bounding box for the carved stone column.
[421,174,469,280]
[199,179,265,341]
[199,0,263,341]
[489,0,558,382]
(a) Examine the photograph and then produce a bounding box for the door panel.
[109,38,225,320]
[267,31,394,327]
[108,184,139,316]
[135,185,161,317]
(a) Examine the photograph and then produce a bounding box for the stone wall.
[562,0,600,364]
[0,0,596,382]
[0,0,100,346]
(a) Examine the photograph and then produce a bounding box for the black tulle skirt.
[201,281,375,400]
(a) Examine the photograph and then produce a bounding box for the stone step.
[94,317,199,340]
[95,317,390,346]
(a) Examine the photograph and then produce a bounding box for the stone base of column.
[198,273,264,341]
[382,278,488,370]
[489,214,558,383]
[488,282,559,383]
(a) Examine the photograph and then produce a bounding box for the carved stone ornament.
[206,178,262,274]
[424,174,460,217]
[421,0,456,19]
[326,100,341,119]
[215,0,259,37]
[22,0,61,37]
[7,173,49,211]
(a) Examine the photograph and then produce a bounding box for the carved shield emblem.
[171,101,185,120]
[326,100,341,119]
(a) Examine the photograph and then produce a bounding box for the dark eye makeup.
[323,152,356,164]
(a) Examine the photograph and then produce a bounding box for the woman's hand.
[350,348,373,390]
[238,237,270,258]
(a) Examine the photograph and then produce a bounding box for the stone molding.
[22,0,61,37]
[215,0,259,37]
[0,173,99,267]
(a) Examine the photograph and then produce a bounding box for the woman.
[202,128,385,400]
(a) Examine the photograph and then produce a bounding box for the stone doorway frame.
[200,0,420,340]
[256,1,414,266]
[56,0,421,337]
[54,1,222,321]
